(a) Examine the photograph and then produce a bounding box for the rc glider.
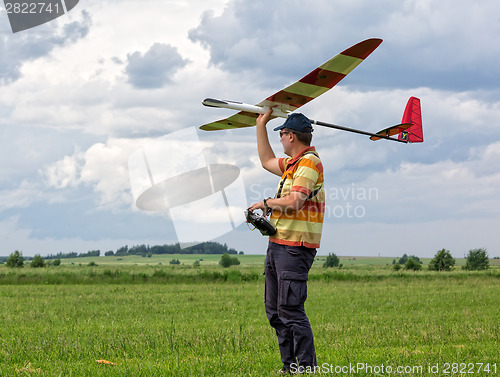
[200,38,423,144]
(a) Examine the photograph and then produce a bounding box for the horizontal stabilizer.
[369,123,413,141]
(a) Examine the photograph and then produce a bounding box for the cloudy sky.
[0,0,499,258]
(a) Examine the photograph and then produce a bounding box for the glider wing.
[200,38,383,131]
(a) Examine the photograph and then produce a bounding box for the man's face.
[280,129,293,156]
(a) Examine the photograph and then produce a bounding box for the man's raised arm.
[256,109,282,176]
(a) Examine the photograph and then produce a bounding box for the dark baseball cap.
[273,113,313,133]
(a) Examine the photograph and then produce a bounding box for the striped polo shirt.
[269,146,325,248]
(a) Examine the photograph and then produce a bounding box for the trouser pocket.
[279,271,308,307]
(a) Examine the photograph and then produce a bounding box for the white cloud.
[190,0,500,90]
[0,9,90,84]
[0,215,155,256]
[78,138,151,208]
[0,181,41,211]
[320,218,499,258]
[42,153,84,189]
[363,156,500,222]
[125,43,189,89]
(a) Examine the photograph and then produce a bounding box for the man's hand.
[248,200,265,213]
[256,108,273,127]
[248,192,307,215]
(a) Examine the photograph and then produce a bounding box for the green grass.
[0,257,499,376]
[47,253,500,269]
[58,254,266,266]
[0,254,499,285]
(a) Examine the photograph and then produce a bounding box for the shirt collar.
[286,146,316,169]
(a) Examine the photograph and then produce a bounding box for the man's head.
[274,113,313,152]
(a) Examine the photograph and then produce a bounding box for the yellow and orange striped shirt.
[269,147,325,248]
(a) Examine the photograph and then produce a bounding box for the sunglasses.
[280,130,294,138]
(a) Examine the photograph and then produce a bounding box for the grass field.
[52,253,500,268]
[0,255,499,376]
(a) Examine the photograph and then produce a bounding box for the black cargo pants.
[264,241,317,370]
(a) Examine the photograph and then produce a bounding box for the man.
[248,109,325,374]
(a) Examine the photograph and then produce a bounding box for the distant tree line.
[45,250,101,260]
[392,248,491,272]
[43,242,241,260]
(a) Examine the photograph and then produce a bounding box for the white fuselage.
[202,98,289,118]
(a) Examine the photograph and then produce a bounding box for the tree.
[428,249,455,271]
[400,253,422,265]
[129,244,147,256]
[323,253,340,268]
[219,253,240,268]
[398,253,409,265]
[52,259,61,266]
[30,254,46,268]
[405,258,422,271]
[78,250,100,258]
[408,255,423,264]
[463,248,489,271]
[392,262,402,271]
[115,245,129,256]
[6,250,24,268]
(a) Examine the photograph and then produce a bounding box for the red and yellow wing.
[200,38,383,131]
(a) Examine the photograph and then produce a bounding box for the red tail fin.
[399,97,423,143]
